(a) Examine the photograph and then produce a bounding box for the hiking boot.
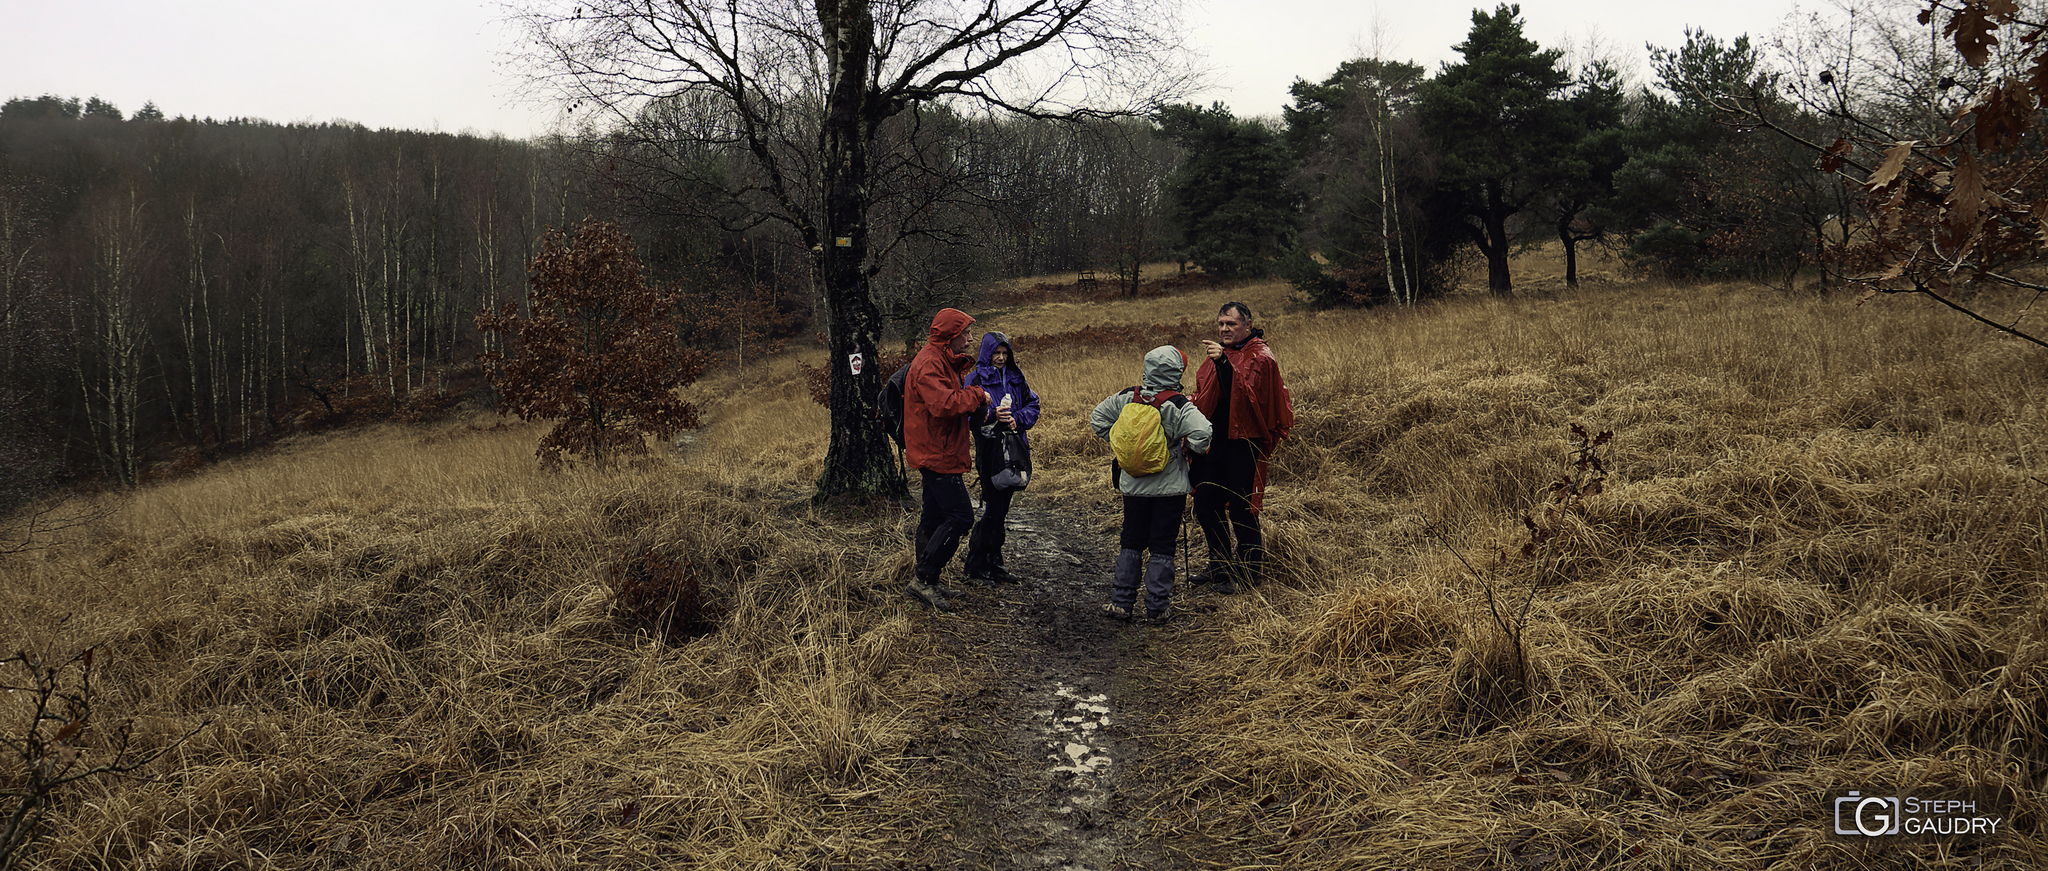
[932,581,965,598]
[1209,575,1237,595]
[1143,603,1175,624]
[1100,602,1133,622]
[905,580,957,612]
[965,565,1012,584]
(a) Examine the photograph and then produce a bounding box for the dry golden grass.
[1135,278,2048,868]
[2,409,951,869]
[5,248,2046,868]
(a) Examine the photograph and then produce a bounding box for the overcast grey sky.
[5,0,1809,138]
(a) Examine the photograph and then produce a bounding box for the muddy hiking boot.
[1104,548,1145,621]
[1190,561,1236,595]
[904,579,957,612]
[966,565,1021,584]
[1143,603,1174,624]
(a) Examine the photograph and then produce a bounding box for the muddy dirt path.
[907,500,1219,870]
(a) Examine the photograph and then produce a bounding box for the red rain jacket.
[1194,333,1295,511]
[904,308,988,474]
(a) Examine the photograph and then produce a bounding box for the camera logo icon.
[1834,791,1903,836]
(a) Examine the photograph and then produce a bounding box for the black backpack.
[877,363,911,449]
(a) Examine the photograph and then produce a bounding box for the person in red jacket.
[1190,300,1294,593]
[904,308,995,610]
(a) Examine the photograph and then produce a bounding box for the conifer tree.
[1416,4,1574,296]
[1156,103,1295,279]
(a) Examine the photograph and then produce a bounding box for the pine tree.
[1156,103,1295,279]
[1416,4,1575,296]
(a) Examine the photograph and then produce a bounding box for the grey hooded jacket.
[1090,345,1214,496]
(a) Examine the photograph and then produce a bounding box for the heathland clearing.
[4,270,2044,868]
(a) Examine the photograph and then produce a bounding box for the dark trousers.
[965,477,1015,573]
[1192,437,1264,572]
[915,468,975,582]
[1119,493,1184,556]
[1115,493,1185,612]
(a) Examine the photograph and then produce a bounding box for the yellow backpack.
[1108,387,1183,476]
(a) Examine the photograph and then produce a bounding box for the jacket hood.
[976,331,1012,366]
[1142,345,1187,393]
[928,308,975,346]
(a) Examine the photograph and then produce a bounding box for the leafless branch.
[1,649,199,871]
[0,495,108,556]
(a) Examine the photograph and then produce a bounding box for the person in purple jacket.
[963,331,1041,582]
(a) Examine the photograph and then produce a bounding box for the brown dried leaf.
[1946,149,1991,240]
[1946,4,2001,68]
[1883,182,1913,231]
[2030,54,2048,112]
[52,716,86,744]
[1975,79,2035,153]
[1866,141,1916,192]
[1818,137,1853,174]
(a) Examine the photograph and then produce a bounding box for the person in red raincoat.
[903,307,995,610]
[1190,300,1294,593]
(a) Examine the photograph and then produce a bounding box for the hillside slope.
[3,272,2044,869]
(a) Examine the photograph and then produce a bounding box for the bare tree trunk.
[342,179,373,380]
[476,194,503,357]
[1557,214,1580,290]
[814,0,906,503]
[1481,181,1514,297]
[177,202,207,447]
[76,191,150,487]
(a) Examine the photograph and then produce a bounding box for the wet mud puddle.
[1019,682,1123,870]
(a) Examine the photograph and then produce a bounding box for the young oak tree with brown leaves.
[478,219,707,469]
[1719,0,2048,349]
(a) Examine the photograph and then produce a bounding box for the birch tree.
[72,190,152,487]
[1285,57,1430,305]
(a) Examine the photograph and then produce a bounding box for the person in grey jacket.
[1089,345,1213,623]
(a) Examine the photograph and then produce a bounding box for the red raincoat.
[904,308,988,474]
[1194,333,1294,511]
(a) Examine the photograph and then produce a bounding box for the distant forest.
[0,96,1176,501]
[0,2,1995,500]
